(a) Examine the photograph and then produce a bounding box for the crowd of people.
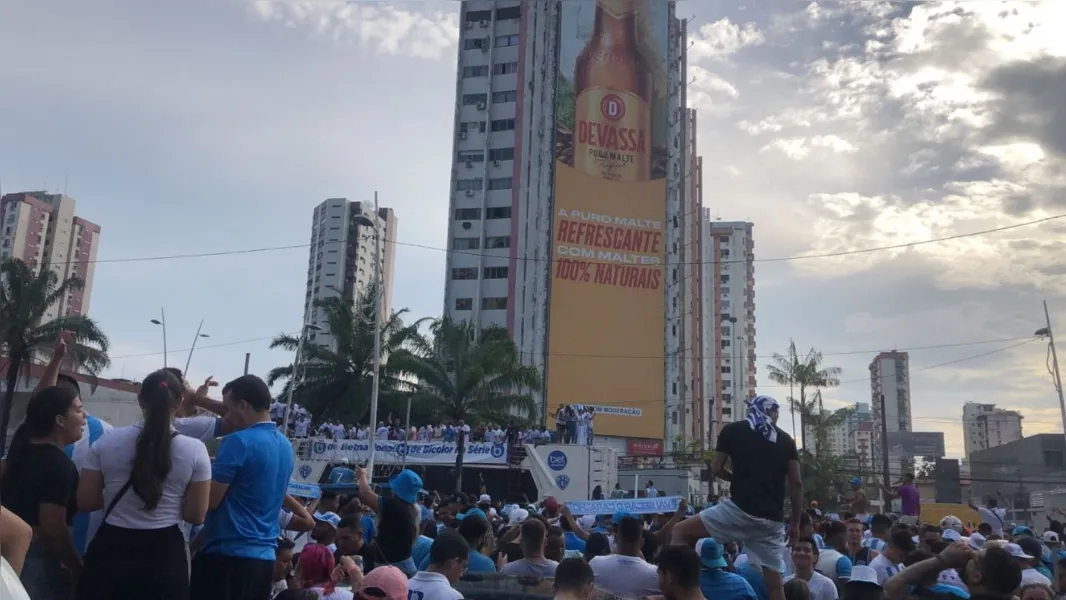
[0,338,1059,600]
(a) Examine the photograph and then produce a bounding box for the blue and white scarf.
[745,395,780,442]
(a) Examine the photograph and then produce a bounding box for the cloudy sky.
[2,0,1064,457]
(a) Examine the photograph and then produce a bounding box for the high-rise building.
[304,198,396,350]
[442,0,689,450]
[803,401,873,460]
[700,217,756,445]
[963,403,1023,459]
[0,192,101,320]
[870,351,912,471]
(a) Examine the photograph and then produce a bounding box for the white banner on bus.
[307,438,508,466]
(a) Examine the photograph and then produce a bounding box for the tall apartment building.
[700,216,756,446]
[803,401,874,460]
[870,351,913,471]
[678,108,705,449]
[963,403,1023,459]
[441,0,691,450]
[0,192,101,320]
[304,199,396,350]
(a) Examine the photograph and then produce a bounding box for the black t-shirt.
[716,421,798,521]
[0,442,79,526]
[847,546,872,566]
[375,496,418,563]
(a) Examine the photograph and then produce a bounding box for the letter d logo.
[601,94,626,121]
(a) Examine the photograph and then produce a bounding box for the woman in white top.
[73,369,211,600]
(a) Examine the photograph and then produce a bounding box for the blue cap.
[613,510,635,523]
[1013,526,1035,538]
[850,477,862,486]
[457,508,488,521]
[697,538,727,569]
[313,511,342,528]
[389,469,422,504]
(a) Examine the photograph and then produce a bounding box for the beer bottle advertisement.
[546,0,670,441]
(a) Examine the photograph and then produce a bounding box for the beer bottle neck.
[593,1,639,45]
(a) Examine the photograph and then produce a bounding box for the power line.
[65,213,1065,268]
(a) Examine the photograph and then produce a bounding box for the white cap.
[508,508,530,526]
[847,565,881,588]
[942,529,962,542]
[341,457,350,465]
[1043,531,1060,544]
[967,533,986,550]
[578,515,596,530]
[478,494,492,504]
[1005,543,1033,559]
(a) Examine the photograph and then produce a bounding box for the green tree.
[389,317,541,492]
[266,285,423,425]
[765,341,842,450]
[792,392,855,505]
[0,258,110,450]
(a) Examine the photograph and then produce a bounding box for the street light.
[183,319,210,375]
[354,192,384,474]
[150,308,168,367]
[282,322,324,434]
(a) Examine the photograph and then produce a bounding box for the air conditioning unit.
[493,160,501,166]
[465,161,474,168]
[465,190,475,197]
[481,45,489,53]
[479,20,489,28]
[476,101,486,110]
[459,131,467,139]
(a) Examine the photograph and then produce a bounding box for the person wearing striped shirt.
[868,528,916,585]
[864,515,893,554]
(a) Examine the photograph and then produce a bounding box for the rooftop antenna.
[63,174,69,196]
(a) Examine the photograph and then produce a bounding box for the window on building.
[462,93,488,105]
[455,297,473,311]
[721,339,731,348]
[495,34,519,47]
[453,237,481,250]
[721,249,730,258]
[489,147,515,161]
[495,5,520,20]
[458,150,485,163]
[465,9,491,22]
[493,90,517,103]
[456,178,483,191]
[720,275,730,283]
[451,267,478,280]
[485,236,511,249]
[486,206,511,219]
[459,121,487,134]
[488,177,513,190]
[490,119,515,132]
[463,66,489,78]
[492,62,518,75]
[463,38,488,50]
[483,266,508,279]
[482,297,508,310]
[454,208,481,220]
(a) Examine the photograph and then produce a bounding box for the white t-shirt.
[408,571,463,600]
[976,506,1007,535]
[590,555,660,597]
[868,553,902,586]
[309,586,354,600]
[786,571,838,600]
[173,416,220,442]
[85,424,211,529]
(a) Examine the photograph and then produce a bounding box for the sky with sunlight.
[2,0,1065,457]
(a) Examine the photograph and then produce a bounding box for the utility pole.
[1040,301,1066,449]
[366,192,384,475]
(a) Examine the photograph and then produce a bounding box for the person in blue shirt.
[815,521,853,584]
[443,425,456,442]
[327,459,356,485]
[418,508,495,572]
[738,561,772,600]
[697,538,757,600]
[189,375,294,600]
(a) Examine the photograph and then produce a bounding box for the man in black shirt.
[673,395,802,600]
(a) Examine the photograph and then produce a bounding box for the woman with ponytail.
[73,369,211,600]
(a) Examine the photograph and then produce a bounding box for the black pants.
[76,522,188,600]
[189,552,274,600]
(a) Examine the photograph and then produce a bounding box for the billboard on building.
[886,431,946,458]
[546,0,670,440]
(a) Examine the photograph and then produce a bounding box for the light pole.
[282,322,323,434]
[183,320,210,375]
[354,192,384,474]
[1036,300,1066,448]
[150,308,168,367]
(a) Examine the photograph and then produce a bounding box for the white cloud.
[760,135,857,160]
[247,0,459,60]
[687,66,739,114]
[688,18,765,61]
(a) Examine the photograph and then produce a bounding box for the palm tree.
[390,317,541,492]
[266,285,422,425]
[765,341,842,450]
[793,391,854,504]
[0,258,110,450]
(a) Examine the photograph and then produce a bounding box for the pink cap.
[359,566,408,600]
